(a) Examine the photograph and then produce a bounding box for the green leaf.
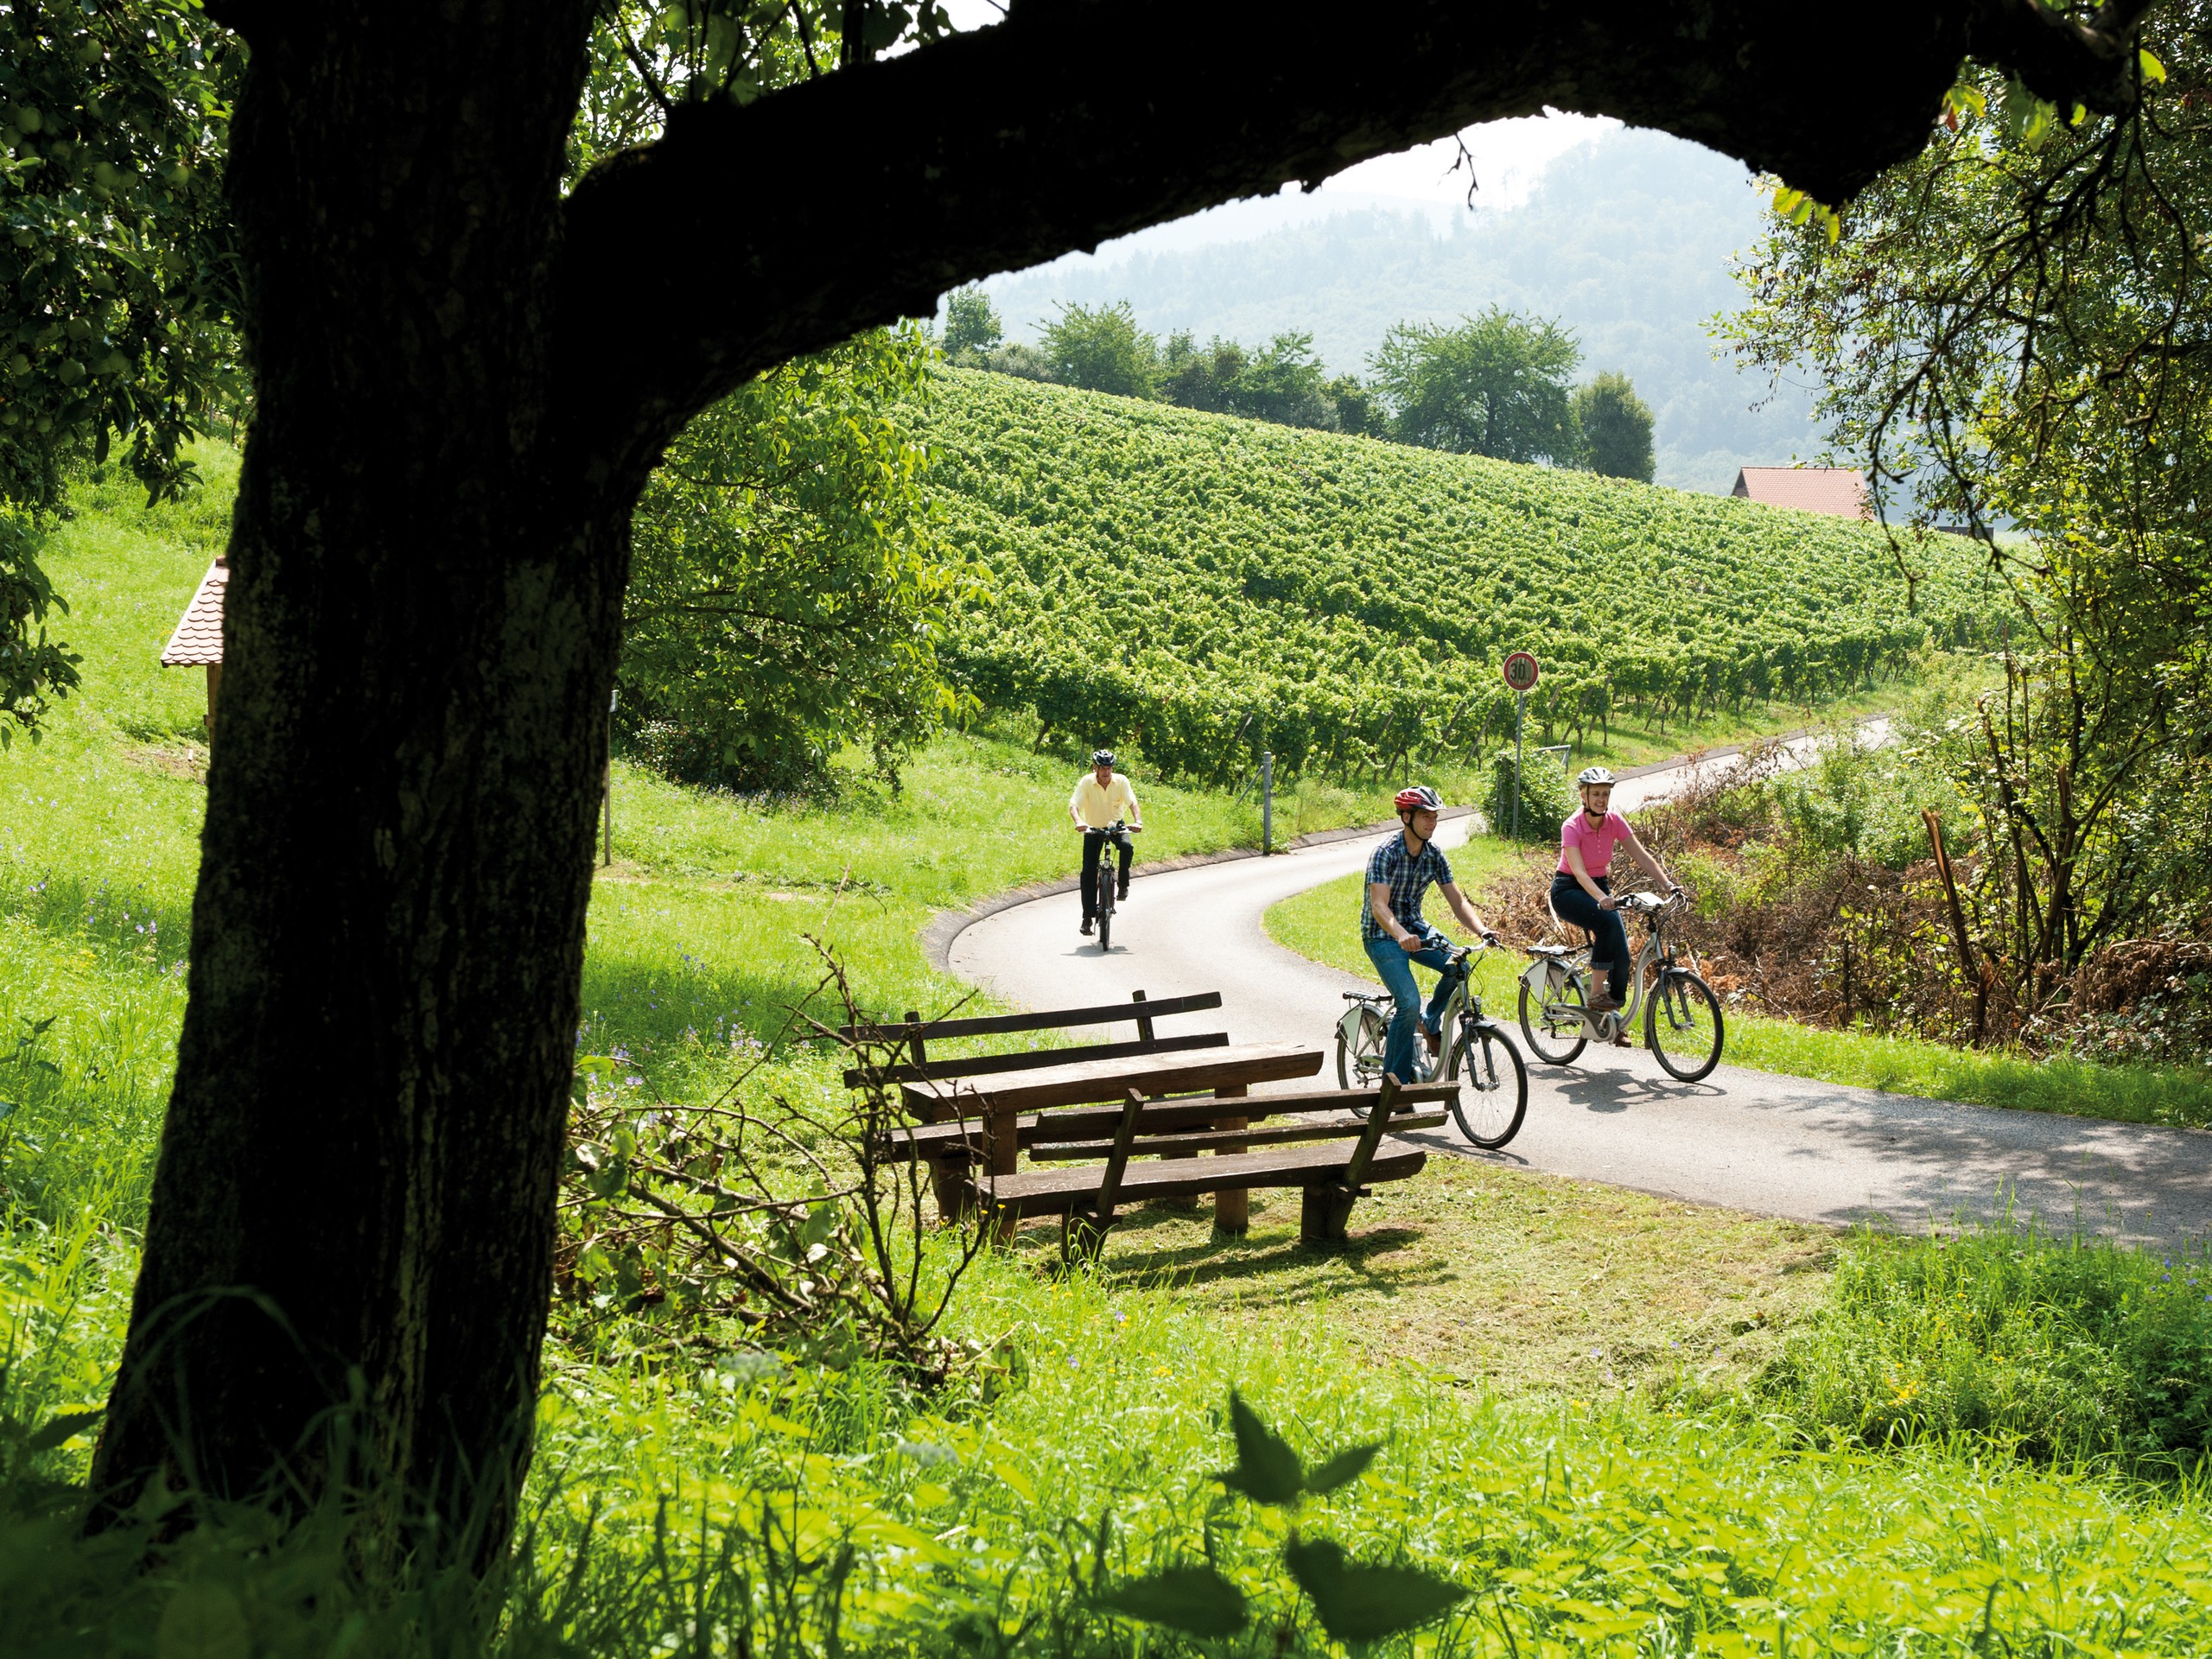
[1097,1566,1249,1637]
[1285,1538,1467,1646]
[1215,1391,1305,1506]
[24,1408,102,1452]
[1304,1440,1382,1495]
[2140,48,2166,84]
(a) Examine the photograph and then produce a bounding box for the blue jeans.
[1363,933,1458,1083]
[1550,874,1629,1001]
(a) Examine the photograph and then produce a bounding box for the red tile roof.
[161,559,227,666]
[1731,467,1869,519]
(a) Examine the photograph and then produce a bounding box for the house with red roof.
[1730,467,1869,519]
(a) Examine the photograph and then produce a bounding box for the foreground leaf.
[1216,1391,1305,1505]
[1097,1566,1249,1637]
[1304,1440,1382,1495]
[1285,1537,1466,1644]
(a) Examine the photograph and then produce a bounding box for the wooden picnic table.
[902,1039,1324,1234]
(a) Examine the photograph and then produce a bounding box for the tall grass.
[1757,1224,2212,1476]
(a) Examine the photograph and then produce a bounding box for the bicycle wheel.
[1518,966,1589,1065]
[1646,969,1724,1083]
[1094,858,1115,950]
[1334,1005,1386,1088]
[1447,1020,1528,1148]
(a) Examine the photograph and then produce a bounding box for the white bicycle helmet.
[1576,766,1617,788]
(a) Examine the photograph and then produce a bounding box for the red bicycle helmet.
[1394,785,1444,812]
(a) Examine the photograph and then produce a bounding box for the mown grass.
[6,448,2212,1654]
[1265,865,2212,1128]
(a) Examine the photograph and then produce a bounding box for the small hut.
[1730,467,1870,519]
[161,556,227,736]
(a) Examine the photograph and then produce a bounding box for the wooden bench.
[839,992,1320,1233]
[980,1078,1443,1259]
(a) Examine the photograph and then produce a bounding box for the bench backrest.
[839,989,1224,1090]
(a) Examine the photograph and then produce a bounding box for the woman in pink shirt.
[1552,766,1680,1020]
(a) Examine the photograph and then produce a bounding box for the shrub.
[1484,745,1573,842]
[1756,1225,2212,1476]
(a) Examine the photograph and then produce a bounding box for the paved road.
[947,739,2212,1248]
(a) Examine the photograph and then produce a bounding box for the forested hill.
[916,367,1997,784]
[973,126,1815,493]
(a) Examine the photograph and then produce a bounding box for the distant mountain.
[970,129,1824,493]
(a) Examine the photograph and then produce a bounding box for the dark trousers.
[1551,874,1630,1001]
[1080,830,1133,920]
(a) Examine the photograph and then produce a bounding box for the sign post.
[1501,652,1541,841]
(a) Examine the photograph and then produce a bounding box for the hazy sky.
[932,1,1616,211]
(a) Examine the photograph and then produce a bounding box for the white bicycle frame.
[1519,893,1694,1041]
[1339,947,1485,1085]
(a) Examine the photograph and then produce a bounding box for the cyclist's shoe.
[1611,1030,1632,1047]
[1079,918,1094,936]
[1116,883,1128,901]
[1421,1027,1441,1057]
[1585,989,1622,1014]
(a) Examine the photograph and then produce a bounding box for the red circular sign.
[1502,652,1541,692]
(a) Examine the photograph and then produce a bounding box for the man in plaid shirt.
[1364,785,1500,1083]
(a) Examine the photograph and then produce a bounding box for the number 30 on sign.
[1502,652,1541,692]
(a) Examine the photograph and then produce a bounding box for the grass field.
[1266,860,2212,1129]
[7,449,2212,1654]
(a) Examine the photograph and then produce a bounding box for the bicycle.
[1516,890,1725,1082]
[1335,939,1529,1147]
[1084,821,1133,950]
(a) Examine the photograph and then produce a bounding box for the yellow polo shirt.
[1070,772,1139,829]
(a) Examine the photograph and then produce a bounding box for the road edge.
[922,716,1884,976]
[921,806,1478,972]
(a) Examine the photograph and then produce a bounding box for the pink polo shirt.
[1558,810,1630,878]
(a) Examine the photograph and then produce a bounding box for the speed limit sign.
[1502,651,1541,692]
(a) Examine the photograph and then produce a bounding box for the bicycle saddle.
[1525,944,1577,958]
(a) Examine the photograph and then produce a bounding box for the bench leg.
[982,1103,1019,1245]
[1061,1208,1110,1265]
[929,1158,968,1225]
[1300,1183,1356,1243]
[1212,1084,1249,1236]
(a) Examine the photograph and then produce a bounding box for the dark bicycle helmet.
[1091,748,1116,767]
[1394,785,1444,812]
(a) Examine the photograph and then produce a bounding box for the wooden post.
[1211,1080,1249,1236]
[1131,988,1154,1046]
[981,1090,1019,1244]
[205,662,222,741]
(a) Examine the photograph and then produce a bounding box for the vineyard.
[918,367,2001,783]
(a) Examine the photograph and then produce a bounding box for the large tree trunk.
[91,3,613,1546]
[88,0,2158,1558]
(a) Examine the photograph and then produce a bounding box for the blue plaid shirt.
[1361,835,1454,942]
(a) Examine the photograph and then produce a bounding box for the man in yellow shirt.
[1069,748,1143,936]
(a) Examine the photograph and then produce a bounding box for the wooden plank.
[983,1140,1428,1218]
[845,1031,1226,1090]
[871,1084,1455,1160]
[1027,1112,1447,1161]
[836,990,1223,1045]
[903,1042,1324,1116]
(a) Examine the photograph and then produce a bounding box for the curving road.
[946,735,2212,1248]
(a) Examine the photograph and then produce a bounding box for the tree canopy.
[1573,371,1656,482]
[620,325,973,794]
[1370,308,1582,464]
[1724,1,2208,1018]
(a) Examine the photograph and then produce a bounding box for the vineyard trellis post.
[1262,751,1274,855]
